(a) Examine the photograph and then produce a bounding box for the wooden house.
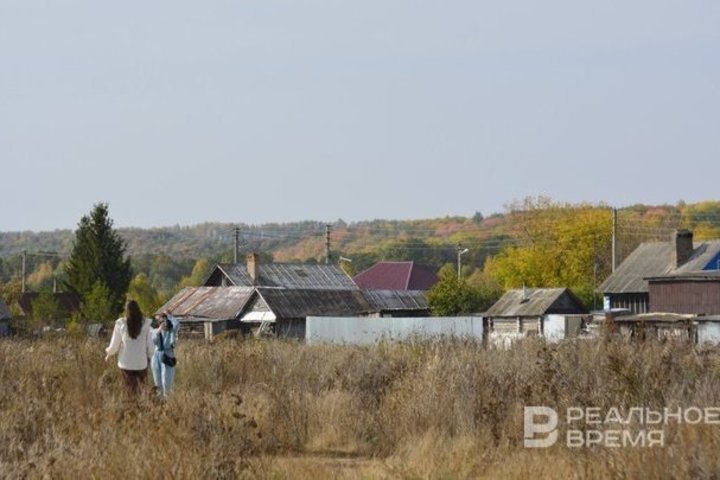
[204,253,358,290]
[646,271,720,315]
[484,288,588,346]
[15,292,81,321]
[158,286,429,340]
[156,287,255,339]
[601,230,720,314]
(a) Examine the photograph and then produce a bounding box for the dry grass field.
[2,336,720,479]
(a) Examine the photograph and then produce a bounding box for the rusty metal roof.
[157,287,255,320]
[601,241,720,294]
[484,288,587,317]
[209,263,358,290]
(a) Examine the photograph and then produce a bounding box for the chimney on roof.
[247,253,259,285]
[672,230,694,268]
[521,284,529,303]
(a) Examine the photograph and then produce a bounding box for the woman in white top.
[105,300,154,394]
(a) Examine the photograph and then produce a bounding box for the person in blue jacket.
[151,311,179,397]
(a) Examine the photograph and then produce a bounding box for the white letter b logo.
[524,406,558,448]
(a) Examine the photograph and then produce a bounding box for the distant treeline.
[2,199,720,306]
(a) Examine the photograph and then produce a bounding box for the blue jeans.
[151,352,176,396]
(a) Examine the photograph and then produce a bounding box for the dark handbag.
[161,353,177,367]
[158,331,177,367]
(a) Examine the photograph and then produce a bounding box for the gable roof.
[646,271,720,282]
[255,288,371,319]
[361,289,429,312]
[353,262,439,290]
[158,287,429,322]
[0,300,11,320]
[484,288,587,317]
[16,292,81,317]
[601,240,720,294]
[206,263,358,290]
[157,286,255,320]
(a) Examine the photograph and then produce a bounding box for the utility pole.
[21,250,26,293]
[234,227,240,264]
[611,207,617,273]
[325,224,331,265]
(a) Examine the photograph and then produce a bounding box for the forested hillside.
[2,199,720,313]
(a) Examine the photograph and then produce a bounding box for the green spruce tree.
[65,203,132,315]
[80,281,116,324]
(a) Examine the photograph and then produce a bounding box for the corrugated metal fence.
[306,316,483,345]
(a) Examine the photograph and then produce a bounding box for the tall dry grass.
[2,336,720,478]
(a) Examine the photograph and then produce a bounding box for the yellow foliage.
[27,261,54,287]
[484,198,612,304]
[66,318,85,338]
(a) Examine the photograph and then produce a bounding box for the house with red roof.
[353,261,439,291]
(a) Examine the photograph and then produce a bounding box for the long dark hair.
[125,300,143,339]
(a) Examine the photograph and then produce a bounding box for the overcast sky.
[1,1,718,231]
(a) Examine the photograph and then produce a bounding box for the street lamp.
[457,248,469,280]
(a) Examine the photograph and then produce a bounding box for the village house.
[646,271,720,315]
[204,253,358,290]
[15,292,81,321]
[353,261,439,291]
[483,287,588,346]
[600,230,720,314]
[158,285,429,340]
[157,286,254,339]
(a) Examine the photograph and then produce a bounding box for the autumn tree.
[0,278,22,314]
[484,197,611,306]
[27,261,55,290]
[127,273,161,316]
[65,203,132,315]
[179,258,212,288]
[681,201,720,239]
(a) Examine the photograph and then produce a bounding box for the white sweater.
[105,318,154,370]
